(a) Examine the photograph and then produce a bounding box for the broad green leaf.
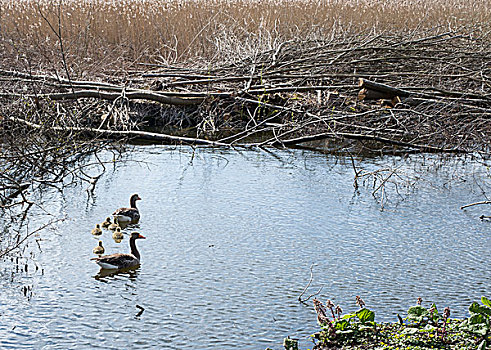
[356,308,375,323]
[469,302,480,314]
[469,302,491,317]
[342,313,356,320]
[408,306,428,317]
[482,296,491,308]
[407,306,428,321]
[335,320,349,330]
[469,314,485,325]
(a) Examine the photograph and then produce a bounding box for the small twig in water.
[349,153,359,190]
[135,304,145,318]
[460,200,491,210]
[298,263,323,303]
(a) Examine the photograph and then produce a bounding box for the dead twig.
[298,263,323,303]
[461,201,491,210]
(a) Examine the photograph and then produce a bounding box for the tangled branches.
[0,111,123,258]
[1,29,490,156]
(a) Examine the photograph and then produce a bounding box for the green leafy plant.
[309,297,491,350]
[313,296,378,348]
[459,296,491,349]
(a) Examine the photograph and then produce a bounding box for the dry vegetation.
[1,0,490,72]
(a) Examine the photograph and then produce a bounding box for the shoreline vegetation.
[1,1,490,349]
[278,296,491,350]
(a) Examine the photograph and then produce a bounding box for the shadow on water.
[93,266,140,282]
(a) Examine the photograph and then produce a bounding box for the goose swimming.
[91,232,145,270]
[113,194,141,224]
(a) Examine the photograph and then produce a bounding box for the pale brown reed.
[1,0,490,75]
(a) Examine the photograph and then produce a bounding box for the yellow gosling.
[91,224,102,236]
[93,241,105,255]
[112,227,124,241]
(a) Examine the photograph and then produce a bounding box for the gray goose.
[113,194,141,224]
[91,232,145,270]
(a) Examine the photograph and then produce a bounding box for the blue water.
[0,146,490,349]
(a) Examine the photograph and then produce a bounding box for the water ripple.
[0,147,489,349]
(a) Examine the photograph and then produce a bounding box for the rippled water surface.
[1,146,490,349]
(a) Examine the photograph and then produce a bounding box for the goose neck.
[130,238,140,261]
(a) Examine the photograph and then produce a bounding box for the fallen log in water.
[7,90,206,106]
[261,131,467,153]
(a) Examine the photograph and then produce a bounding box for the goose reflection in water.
[94,266,140,281]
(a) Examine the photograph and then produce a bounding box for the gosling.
[100,217,112,229]
[112,227,124,241]
[91,224,102,236]
[93,241,105,255]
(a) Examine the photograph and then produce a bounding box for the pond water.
[0,146,490,349]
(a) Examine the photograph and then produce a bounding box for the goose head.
[130,231,146,240]
[129,194,141,209]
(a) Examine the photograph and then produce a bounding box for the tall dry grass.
[1,0,490,75]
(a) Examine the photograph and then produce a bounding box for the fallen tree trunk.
[358,78,412,99]
[34,90,206,106]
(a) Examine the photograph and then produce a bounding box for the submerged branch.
[298,263,323,303]
[460,200,491,210]
[0,218,64,258]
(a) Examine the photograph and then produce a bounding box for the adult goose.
[113,194,141,224]
[91,232,146,270]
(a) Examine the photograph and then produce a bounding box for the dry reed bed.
[1,0,490,71]
[1,0,491,155]
[2,29,490,154]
